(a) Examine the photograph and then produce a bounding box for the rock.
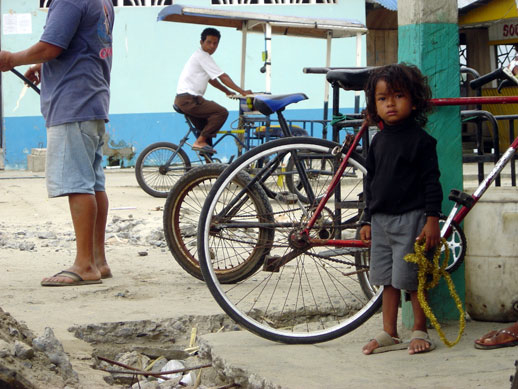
[14,340,34,360]
[110,351,151,385]
[131,381,160,389]
[0,339,13,357]
[38,231,57,239]
[32,327,78,381]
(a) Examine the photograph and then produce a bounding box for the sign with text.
[2,13,32,35]
[489,18,518,44]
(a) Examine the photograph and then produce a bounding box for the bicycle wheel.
[135,142,191,198]
[164,163,273,283]
[441,217,466,273]
[198,137,382,344]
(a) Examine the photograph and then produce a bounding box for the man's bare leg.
[363,285,401,354]
[94,191,111,278]
[41,193,101,284]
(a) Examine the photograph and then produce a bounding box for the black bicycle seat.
[326,68,373,91]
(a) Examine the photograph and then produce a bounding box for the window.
[40,0,173,8]
[496,44,517,69]
[211,0,337,4]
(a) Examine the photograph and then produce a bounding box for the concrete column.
[398,0,465,325]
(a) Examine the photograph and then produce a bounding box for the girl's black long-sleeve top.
[363,119,443,222]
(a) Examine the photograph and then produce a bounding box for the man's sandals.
[475,327,518,350]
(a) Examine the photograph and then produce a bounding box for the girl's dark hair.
[365,63,433,127]
[201,27,221,42]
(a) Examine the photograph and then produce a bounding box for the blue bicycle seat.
[253,93,308,115]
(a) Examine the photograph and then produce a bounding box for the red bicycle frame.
[301,95,518,247]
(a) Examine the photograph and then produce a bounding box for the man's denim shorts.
[45,120,106,198]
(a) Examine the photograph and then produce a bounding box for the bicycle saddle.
[326,68,373,91]
[253,93,308,115]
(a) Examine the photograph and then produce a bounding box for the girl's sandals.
[365,331,409,354]
[408,330,436,354]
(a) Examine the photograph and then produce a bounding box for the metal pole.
[265,22,271,93]
[354,33,362,113]
[240,21,247,89]
[323,31,331,121]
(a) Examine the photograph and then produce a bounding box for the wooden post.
[398,0,465,325]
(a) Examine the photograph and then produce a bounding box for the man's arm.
[209,78,233,95]
[0,41,62,72]
[212,73,252,96]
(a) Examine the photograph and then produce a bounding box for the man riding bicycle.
[174,27,252,155]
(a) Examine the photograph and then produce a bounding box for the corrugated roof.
[157,5,367,39]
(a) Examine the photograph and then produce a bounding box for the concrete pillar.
[398,0,465,325]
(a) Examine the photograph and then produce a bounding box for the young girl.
[360,63,443,355]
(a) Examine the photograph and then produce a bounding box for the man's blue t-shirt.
[40,0,114,127]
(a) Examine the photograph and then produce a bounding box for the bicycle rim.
[198,137,382,344]
[441,217,466,273]
[164,163,273,283]
[135,142,190,198]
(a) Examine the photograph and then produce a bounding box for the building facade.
[0,0,366,169]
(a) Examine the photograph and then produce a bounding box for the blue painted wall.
[1,0,366,169]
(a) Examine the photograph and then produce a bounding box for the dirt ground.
[1,167,518,389]
[0,168,228,387]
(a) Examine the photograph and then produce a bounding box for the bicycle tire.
[164,163,274,283]
[135,142,191,198]
[442,217,466,273]
[198,137,382,344]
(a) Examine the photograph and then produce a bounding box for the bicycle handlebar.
[469,67,518,92]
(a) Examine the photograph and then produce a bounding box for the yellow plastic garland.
[404,239,465,347]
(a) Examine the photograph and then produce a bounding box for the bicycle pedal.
[275,192,298,204]
[263,255,281,272]
[448,189,475,208]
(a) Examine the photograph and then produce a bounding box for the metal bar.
[432,96,518,105]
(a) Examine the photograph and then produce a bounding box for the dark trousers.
[174,94,229,140]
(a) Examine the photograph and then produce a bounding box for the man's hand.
[0,51,15,72]
[24,64,42,85]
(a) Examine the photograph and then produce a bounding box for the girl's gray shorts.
[369,209,426,291]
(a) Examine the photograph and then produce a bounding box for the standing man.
[175,27,252,155]
[0,0,114,286]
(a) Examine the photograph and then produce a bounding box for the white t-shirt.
[176,48,224,96]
